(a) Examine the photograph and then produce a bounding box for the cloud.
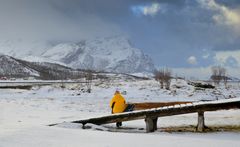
[143,3,161,16]
[214,50,240,67]
[198,0,240,32]
[225,56,239,67]
[0,0,123,41]
[0,0,240,77]
[131,2,164,17]
[202,53,210,59]
[187,56,198,65]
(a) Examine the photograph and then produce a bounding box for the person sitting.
[109,90,134,127]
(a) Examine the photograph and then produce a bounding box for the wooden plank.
[132,102,192,110]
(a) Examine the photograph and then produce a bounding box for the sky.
[0,0,240,78]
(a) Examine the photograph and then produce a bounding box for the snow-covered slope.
[42,37,155,73]
[0,78,240,147]
[0,40,50,58]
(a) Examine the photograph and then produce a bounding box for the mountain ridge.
[0,36,155,73]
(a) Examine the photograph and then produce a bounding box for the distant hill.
[0,54,149,80]
[0,54,82,80]
[0,54,39,78]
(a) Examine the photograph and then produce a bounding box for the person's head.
[114,90,120,95]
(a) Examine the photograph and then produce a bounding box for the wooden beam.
[153,117,158,131]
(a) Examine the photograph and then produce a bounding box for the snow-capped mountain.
[41,37,155,73]
[0,37,155,73]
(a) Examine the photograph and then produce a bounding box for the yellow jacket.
[110,92,127,114]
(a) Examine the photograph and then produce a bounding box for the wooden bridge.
[50,98,240,133]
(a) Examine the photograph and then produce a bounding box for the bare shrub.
[154,68,172,90]
[85,69,93,93]
[210,66,227,87]
[154,70,164,89]
[223,75,228,88]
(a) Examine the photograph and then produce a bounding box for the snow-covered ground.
[0,79,240,147]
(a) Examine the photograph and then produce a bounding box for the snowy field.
[0,79,240,147]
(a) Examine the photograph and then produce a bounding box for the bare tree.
[210,66,227,87]
[154,68,172,90]
[211,66,220,86]
[154,70,164,89]
[222,69,228,88]
[85,69,93,93]
[164,68,172,90]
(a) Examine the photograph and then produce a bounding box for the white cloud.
[202,54,210,59]
[202,49,210,59]
[143,3,161,16]
[214,50,240,67]
[198,0,240,32]
[187,56,198,65]
[131,3,163,17]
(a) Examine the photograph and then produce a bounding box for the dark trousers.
[116,104,135,127]
[124,104,135,112]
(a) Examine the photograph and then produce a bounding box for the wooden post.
[145,117,158,133]
[153,117,158,131]
[82,123,86,129]
[197,111,205,132]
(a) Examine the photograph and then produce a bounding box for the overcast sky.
[0,0,240,77]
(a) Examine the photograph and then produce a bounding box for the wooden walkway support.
[197,111,205,132]
[50,98,240,133]
[145,117,158,132]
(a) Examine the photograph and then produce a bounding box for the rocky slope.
[0,54,39,78]
[0,54,80,79]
